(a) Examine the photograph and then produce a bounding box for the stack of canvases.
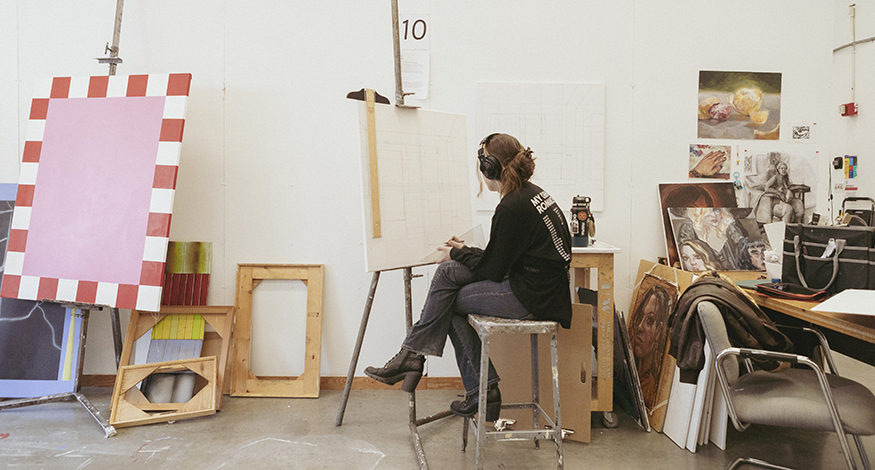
[620,178,802,453]
[625,261,732,453]
[111,241,236,429]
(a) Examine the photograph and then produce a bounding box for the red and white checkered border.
[0,73,192,311]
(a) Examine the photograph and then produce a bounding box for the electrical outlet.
[834,182,846,192]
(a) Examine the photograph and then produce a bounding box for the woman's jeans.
[402,261,531,395]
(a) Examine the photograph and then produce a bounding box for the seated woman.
[364,133,573,421]
[758,161,805,223]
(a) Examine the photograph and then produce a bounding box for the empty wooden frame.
[110,356,217,428]
[119,305,235,408]
[232,264,323,398]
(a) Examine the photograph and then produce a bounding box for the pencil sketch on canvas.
[356,103,471,273]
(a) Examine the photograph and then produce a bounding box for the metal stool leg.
[551,330,563,470]
[462,416,469,451]
[475,330,490,470]
[531,333,540,449]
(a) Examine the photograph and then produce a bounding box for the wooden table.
[748,290,875,365]
[724,271,875,365]
[571,241,620,415]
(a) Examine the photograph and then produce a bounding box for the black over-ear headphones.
[478,133,502,180]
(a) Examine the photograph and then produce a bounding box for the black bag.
[782,223,875,295]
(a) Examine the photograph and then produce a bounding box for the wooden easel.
[337,4,450,467]
[335,266,454,470]
[0,301,123,437]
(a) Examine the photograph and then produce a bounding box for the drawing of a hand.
[691,150,727,177]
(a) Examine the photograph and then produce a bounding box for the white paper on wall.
[475,83,606,213]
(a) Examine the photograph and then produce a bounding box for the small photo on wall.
[697,70,781,140]
[689,144,731,179]
[668,207,768,272]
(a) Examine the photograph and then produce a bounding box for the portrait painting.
[697,70,781,140]
[740,151,816,225]
[658,182,737,268]
[668,207,768,272]
[627,272,679,412]
[689,144,731,180]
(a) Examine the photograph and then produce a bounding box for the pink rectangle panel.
[23,96,165,285]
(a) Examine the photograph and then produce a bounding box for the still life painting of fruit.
[697,70,781,140]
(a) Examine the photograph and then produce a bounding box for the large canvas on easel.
[475,82,605,212]
[356,103,470,273]
[1,184,83,398]
[0,74,192,312]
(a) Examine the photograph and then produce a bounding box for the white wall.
[0,0,841,379]
[832,0,875,214]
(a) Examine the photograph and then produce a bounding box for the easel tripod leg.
[74,392,117,437]
[335,271,381,426]
[110,307,122,369]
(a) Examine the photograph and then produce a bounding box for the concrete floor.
[1,355,873,469]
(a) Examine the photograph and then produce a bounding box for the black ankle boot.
[450,384,501,421]
[364,349,425,392]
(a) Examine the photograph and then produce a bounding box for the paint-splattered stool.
[462,314,563,470]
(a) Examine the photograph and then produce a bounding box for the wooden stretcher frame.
[232,264,324,397]
[119,305,236,408]
[110,356,217,428]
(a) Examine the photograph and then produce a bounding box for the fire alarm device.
[840,102,859,116]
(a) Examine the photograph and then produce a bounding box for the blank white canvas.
[663,365,696,449]
[686,339,713,452]
[812,289,875,316]
[357,103,471,273]
[709,378,729,450]
[475,82,605,212]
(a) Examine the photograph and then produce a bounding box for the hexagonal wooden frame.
[110,356,217,428]
[231,264,323,397]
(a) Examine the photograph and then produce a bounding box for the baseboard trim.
[81,374,464,390]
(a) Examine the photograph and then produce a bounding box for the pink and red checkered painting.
[0,74,192,312]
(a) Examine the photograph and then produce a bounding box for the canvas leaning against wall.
[0,74,192,312]
[658,182,738,268]
[668,207,767,272]
[697,70,781,140]
[628,261,683,432]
